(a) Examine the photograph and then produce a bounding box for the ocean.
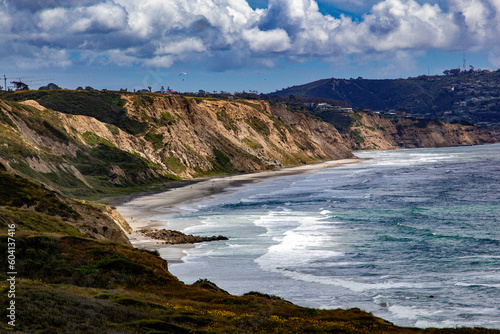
[162,144,500,329]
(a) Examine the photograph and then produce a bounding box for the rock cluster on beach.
[137,229,228,244]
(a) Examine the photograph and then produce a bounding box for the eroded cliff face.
[0,94,353,188]
[2,93,496,196]
[341,113,498,150]
[116,95,353,177]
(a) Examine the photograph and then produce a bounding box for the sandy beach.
[116,158,361,262]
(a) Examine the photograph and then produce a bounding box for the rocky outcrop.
[138,229,228,244]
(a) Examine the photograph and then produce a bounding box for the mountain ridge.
[0,91,354,199]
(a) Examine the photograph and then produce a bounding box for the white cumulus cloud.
[242,28,291,52]
[1,0,500,70]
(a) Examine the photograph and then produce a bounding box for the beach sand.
[116,158,361,262]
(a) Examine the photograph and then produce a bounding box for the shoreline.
[115,157,362,261]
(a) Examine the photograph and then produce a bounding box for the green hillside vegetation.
[1,90,149,135]
[0,162,130,243]
[0,90,357,199]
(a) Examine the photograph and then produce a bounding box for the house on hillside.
[337,107,353,113]
[316,103,333,110]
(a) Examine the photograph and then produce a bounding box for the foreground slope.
[0,162,130,244]
[1,164,499,333]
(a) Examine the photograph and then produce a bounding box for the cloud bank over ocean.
[2,0,500,71]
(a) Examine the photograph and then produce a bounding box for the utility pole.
[3,75,6,91]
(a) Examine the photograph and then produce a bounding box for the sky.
[1,0,500,93]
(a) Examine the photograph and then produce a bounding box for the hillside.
[270,71,500,129]
[0,160,130,244]
[0,90,352,199]
[1,164,500,333]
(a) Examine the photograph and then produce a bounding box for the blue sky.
[1,0,499,93]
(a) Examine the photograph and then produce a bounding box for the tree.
[11,81,29,90]
[38,83,61,90]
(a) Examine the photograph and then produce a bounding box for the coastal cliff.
[0,91,352,198]
[340,113,498,150]
[0,90,352,244]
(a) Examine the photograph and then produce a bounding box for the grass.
[82,131,116,147]
[0,207,83,236]
[2,90,149,135]
[70,144,175,191]
[162,152,187,174]
[314,110,356,132]
[352,129,365,144]
[158,111,177,126]
[245,116,271,136]
[0,167,80,219]
[211,147,234,172]
[145,131,165,150]
[243,137,263,149]
[216,109,239,132]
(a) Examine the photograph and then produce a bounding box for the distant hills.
[270,70,500,130]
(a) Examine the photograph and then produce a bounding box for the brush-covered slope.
[271,77,432,111]
[0,161,130,244]
[0,90,353,198]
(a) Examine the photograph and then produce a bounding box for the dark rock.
[138,229,228,244]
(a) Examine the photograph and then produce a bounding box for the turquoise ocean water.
[163,144,500,329]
